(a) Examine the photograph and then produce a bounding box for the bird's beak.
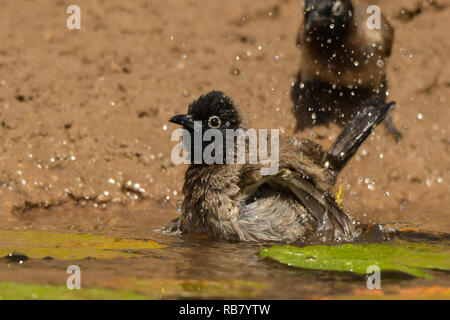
[169,114,195,130]
[305,11,328,32]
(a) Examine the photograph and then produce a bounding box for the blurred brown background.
[0,0,448,234]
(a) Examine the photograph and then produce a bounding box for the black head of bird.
[170,91,247,133]
[169,91,248,163]
[167,90,395,243]
[304,0,354,43]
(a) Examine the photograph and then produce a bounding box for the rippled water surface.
[1,207,448,300]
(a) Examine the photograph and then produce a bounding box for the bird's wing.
[237,136,354,237]
[240,168,356,239]
[239,136,336,193]
[278,137,337,190]
[238,135,355,238]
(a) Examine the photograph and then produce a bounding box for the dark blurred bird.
[166,90,394,243]
[292,0,401,140]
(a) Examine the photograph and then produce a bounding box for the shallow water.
[1,206,449,299]
[0,0,449,300]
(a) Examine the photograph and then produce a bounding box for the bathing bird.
[167,90,394,242]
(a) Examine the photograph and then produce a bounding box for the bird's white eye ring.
[332,1,344,16]
[208,115,221,128]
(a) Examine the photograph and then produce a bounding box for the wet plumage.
[166,91,394,243]
[292,0,401,139]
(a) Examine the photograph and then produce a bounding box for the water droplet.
[417,113,423,120]
[176,200,183,214]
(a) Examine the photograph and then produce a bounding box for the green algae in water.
[260,242,450,279]
[0,279,269,300]
[0,282,147,300]
[0,230,165,260]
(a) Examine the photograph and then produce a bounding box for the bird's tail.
[327,97,395,173]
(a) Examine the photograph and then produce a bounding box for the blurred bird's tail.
[327,97,395,173]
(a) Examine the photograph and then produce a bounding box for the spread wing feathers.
[239,137,336,192]
[237,137,355,238]
[270,169,355,237]
[240,169,356,239]
[278,137,336,190]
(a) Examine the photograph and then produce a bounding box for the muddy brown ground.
[0,0,449,299]
[0,0,449,235]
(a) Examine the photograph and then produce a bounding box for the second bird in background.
[291,0,402,140]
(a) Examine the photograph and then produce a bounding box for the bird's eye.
[208,115,221,128]
[331,1,344,16]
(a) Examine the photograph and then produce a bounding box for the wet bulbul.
[166,91,394,243]
[292,0,401,140]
